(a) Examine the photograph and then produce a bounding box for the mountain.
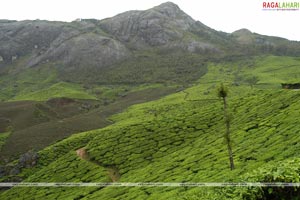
[0,2,222,66]
[98,2,224,52]
[1,2,300,86]
[232,28,300,55]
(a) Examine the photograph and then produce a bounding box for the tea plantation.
[1,56,300,199]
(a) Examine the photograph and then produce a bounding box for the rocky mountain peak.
[98,2,196,48]
[232,28,252,36]
[151,2,194,23]
[231,28,255,44]
[152,2,182,16]
[156,1,179,8]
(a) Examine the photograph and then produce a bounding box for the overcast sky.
[1,0,299,41]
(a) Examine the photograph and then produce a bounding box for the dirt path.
[76,148,120,182]
[107,166,121,182]
[76,148,89,160]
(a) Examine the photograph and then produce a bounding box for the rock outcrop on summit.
[0,2,300,80]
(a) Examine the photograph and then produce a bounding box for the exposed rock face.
[19,150,39,168]
[0,2,300,75]
[28,33,130,68]
[0,20,64,63]
[231,28,300,56]
[98,2,222,53]
[0,20,130,69]
[0,150,38,180]
[0,2,225,72]
[99,2,195,47]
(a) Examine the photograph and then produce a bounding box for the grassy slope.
[1,62,175,102]
[201,55,300,87]
[1,51,207,102]
[0,61,98,102]
[0,61,58,101]
[1,55,300,199]
[251,56,300,84]
[58,52,208,85]
[12,82,97,101]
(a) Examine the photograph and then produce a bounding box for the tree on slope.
[246,76,259,89]
[217,83,235,170]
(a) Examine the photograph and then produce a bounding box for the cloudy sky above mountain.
[1,0,299,41]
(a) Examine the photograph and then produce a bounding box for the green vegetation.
[3,85,300,199]
[225,158,300,199]
[0,83,176,160]
[1,55,300,199]
[0,132,10,150]
[58,53,208,84]
[199,55,300,88]
[3,55,298,102]
[12,82,97,101]
[247,56,300,85]
[0,57,178,102]
[0,62,58,101]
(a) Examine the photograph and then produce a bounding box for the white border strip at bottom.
[1,182,300,187]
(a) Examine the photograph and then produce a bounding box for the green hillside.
[0,53,207,102]
[12,82,97,101]
[1,55,300,199]
[0,62,58,101]
[200,55,300,87]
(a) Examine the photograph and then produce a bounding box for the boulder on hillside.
[19,150,39,168]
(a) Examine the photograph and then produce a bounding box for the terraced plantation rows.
[1,56,300,199]
[2,84,300,199]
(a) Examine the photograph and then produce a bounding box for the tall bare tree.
[218,83,234,170]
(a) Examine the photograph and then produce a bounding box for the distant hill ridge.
[1,2,300,84]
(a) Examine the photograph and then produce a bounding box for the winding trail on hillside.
[76,148,120,182]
